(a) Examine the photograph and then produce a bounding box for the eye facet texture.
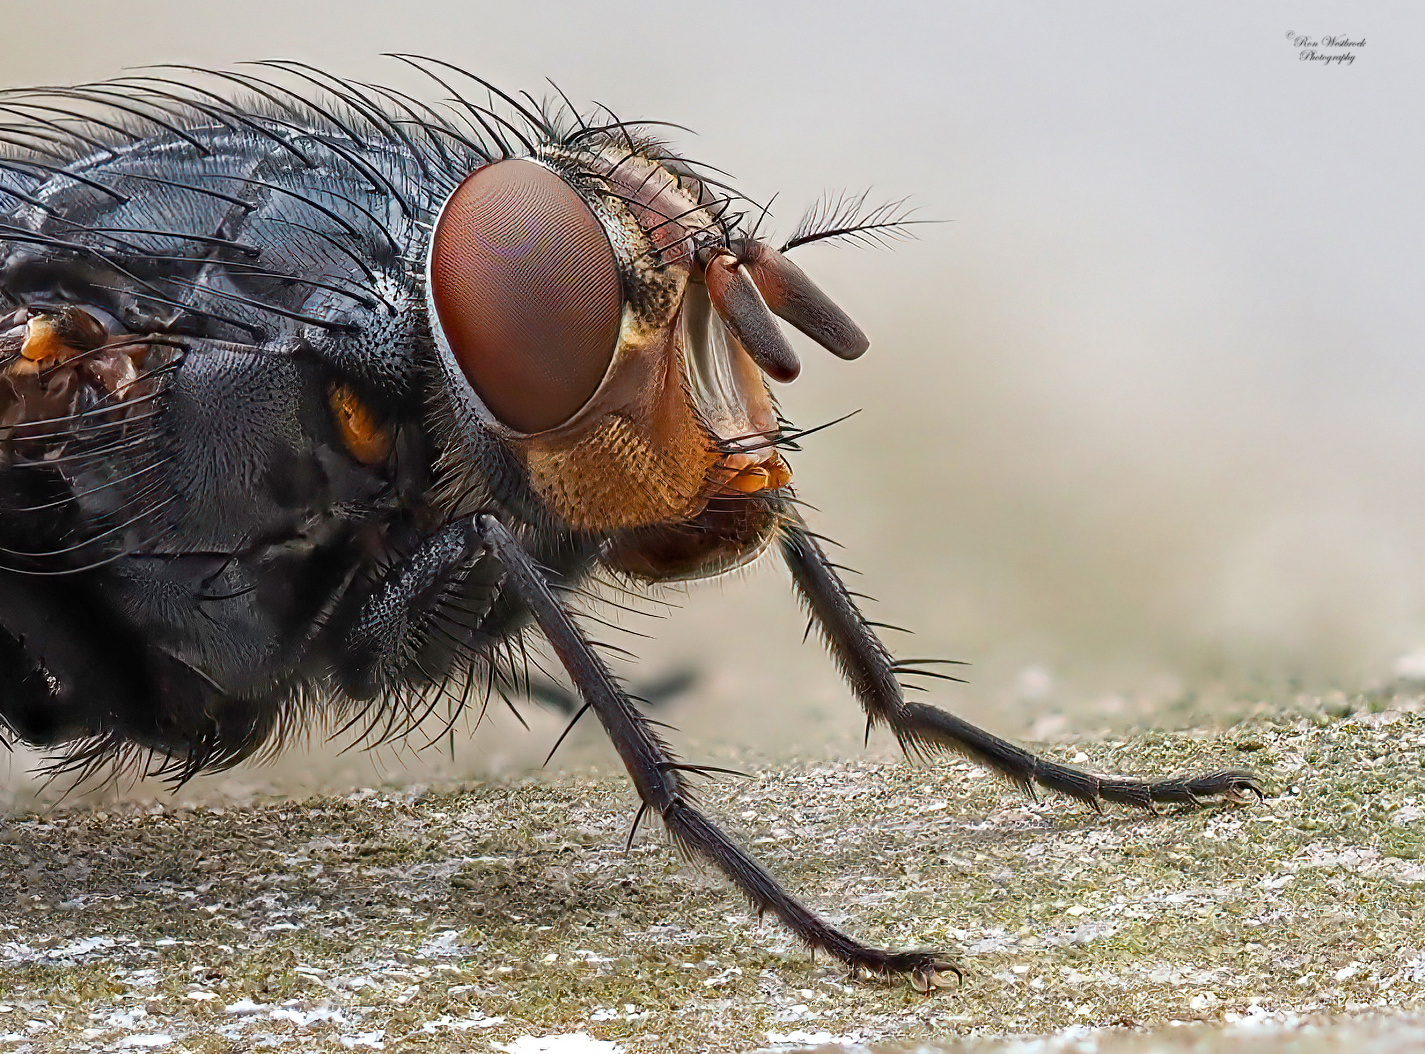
[430,160,621,433]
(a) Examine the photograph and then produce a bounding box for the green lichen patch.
[0,699,1420,1052]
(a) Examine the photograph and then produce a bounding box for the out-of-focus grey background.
[0,1,1419,792]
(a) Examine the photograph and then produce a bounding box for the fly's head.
[426,131,871,577]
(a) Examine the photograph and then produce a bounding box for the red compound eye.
[429,159,622,433]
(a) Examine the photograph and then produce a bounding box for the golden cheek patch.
[522,412,722,532]
[328,382,394,466]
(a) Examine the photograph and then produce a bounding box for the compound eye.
[430,159,622,433]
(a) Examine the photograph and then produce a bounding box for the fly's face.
[424,137,868,569]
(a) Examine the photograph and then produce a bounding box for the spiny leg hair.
[472,512,958,990]
[779,516,1262,812]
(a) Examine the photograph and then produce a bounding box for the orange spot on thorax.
[328,383,393,466]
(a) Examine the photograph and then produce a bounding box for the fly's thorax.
[426,142,791,536]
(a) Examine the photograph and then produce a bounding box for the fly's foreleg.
[779,517,1262,811]
[472,512,957,990]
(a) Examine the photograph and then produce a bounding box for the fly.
[0,58,1261,992]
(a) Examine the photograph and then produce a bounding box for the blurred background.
[0,1,1419,795]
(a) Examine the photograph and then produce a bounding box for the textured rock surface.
[0,697,1420,1052]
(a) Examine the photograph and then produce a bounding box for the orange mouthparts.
[715,452,793,495]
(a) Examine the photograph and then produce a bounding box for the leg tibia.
[781,519,1262,811]
[473,512,957,988]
